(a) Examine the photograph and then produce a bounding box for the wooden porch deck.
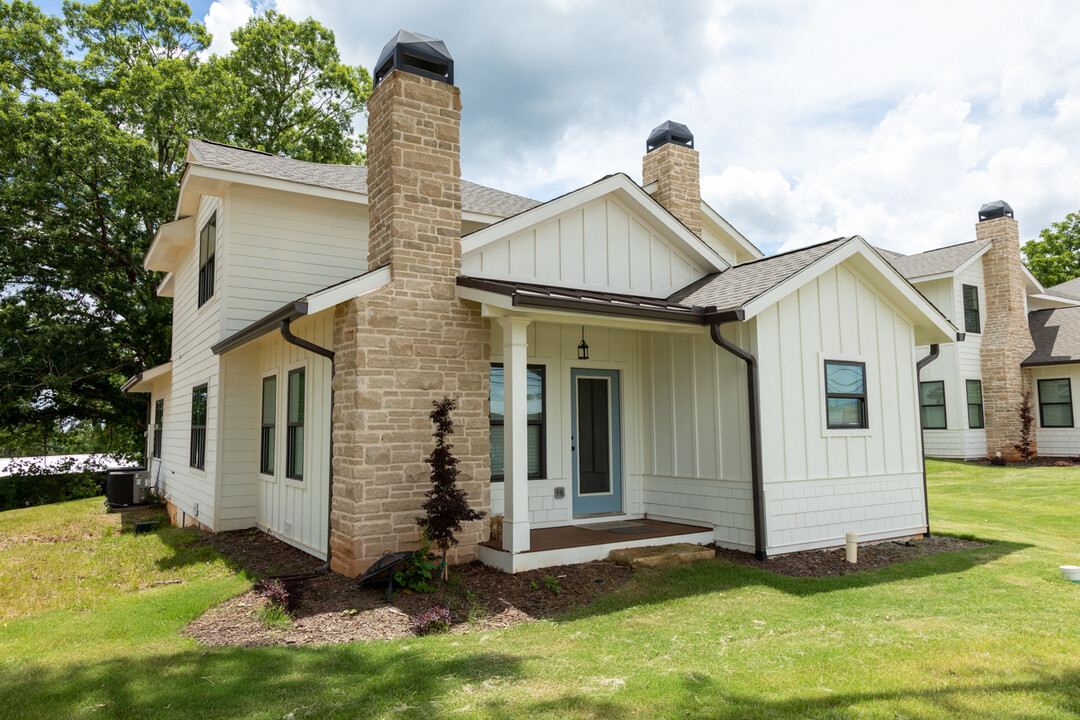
[481,518,708,554]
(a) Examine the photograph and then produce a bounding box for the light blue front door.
[571,368,622,516]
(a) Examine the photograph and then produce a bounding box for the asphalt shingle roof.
[1024,306,1080,366]
[1047,277,1080,301]
[669,238,851,311]
[877,240,988,280]
[188,139,541,218]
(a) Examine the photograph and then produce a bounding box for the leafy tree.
[1022,210,1080,288]
[418,397,486,575]
[0,0,369,457]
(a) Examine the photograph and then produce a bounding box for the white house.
[879,202,1080,460]
[125,30,957,574]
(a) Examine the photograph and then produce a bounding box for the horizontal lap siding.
[225,185,368,336]
[639,326,754,550]
[155,195,224,527]
[755,263,926,553]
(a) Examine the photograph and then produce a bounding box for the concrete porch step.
[609,543,715,568]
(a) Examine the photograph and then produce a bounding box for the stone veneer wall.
[642,142,702,238]
[330,69,491,577]
[977,215,1036,459]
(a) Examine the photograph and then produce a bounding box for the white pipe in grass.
[845,532,858,564]
[1060,565,1080,583]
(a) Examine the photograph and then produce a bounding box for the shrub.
[0,457,106,512]
[393,526,438,594]
[417,397,485,575]
[1014,390,1035,462]
[410,604,451,636]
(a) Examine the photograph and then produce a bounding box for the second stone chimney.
[643,121,701,238]
[976,200,1036,459]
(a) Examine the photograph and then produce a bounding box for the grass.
[0,460,1079,718]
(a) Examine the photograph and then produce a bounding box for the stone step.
[609,543,715,569]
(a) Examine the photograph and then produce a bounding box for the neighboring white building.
[880,203,1080,460]
[125,30,958,574]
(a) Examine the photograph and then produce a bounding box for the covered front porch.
[460,278,757,573]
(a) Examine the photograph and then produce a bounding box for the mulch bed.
[185,529,984,647]
[714,535,984,578]
[965,456,1080,467]
[186,528,631,647]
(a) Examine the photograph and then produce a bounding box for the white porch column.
[498,316,532,553]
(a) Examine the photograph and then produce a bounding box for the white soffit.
[144,216,194,272]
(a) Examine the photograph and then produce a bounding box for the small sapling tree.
[419,397,485,578]
[1014,390,1036,462]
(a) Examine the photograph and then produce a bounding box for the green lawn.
[1,460,1079,719]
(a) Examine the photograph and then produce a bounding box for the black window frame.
[1038,378,1074,428]
[489,363,546,482]
[824,360,869,430]
[260,375,276,475]
[919,380,947,430]
[198,212,216,307]
[962,284,980,334]
[189,384,208,470]
[966,379,984,429]
[152,398,164,459]
[286,368,305,481]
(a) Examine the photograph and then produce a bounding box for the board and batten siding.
[753,262,927,553]
[462,196,705,298]
[488,321,644,526]
[156,194,224,528]
[1028,364,1080,457]
[639,325,754,550]
[223,184,369,336]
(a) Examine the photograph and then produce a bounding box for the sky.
[39,0,1080,256]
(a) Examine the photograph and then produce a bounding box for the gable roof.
[670,238,848,312]
[187,139,541,218]
[1024,306,1080,367]
[1047,277,1080,301]
[877,240,989,280]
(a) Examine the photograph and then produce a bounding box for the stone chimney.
[330,30,490,576]
[642,120,701,238]
[976,200,1036,460]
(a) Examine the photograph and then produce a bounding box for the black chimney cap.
[646,121,694,153]
[374,29,454,86]
[978,200,1014,222]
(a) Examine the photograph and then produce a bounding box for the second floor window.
[962,284,980,334]
[198,212,216,307]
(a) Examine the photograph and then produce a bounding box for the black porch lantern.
[577,326,589,360]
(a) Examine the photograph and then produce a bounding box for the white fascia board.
[742,237,957,345]
[701,202,764,259]
[144,216,195,272]
[1029,293,1080,309]
[905,270,955,284]
[304,265,392,314]
[461,174,729,273]
[123,361,173,393]
[156,272,175,298]
[1022,265,1046,294]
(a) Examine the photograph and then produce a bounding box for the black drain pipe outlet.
[915,344,940,538]
[710,323,767,561]
[281,319,336,573]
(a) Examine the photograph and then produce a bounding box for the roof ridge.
[731,236,850,268]
[880,238,987,258]
[191,138,364,169]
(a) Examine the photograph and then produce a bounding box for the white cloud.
[203,0,256,56]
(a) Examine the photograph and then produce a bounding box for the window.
[190,384,207,469]
[966,380,984,429]
[1038,378,1073,428]
[261,375,276,475]
[962,284,980,334]
[919,381,947,429]
[152,399,164,459]
[824,360,868,429]
[286,368,305,480]
[489,364,545,480]
[198,213,216,307]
